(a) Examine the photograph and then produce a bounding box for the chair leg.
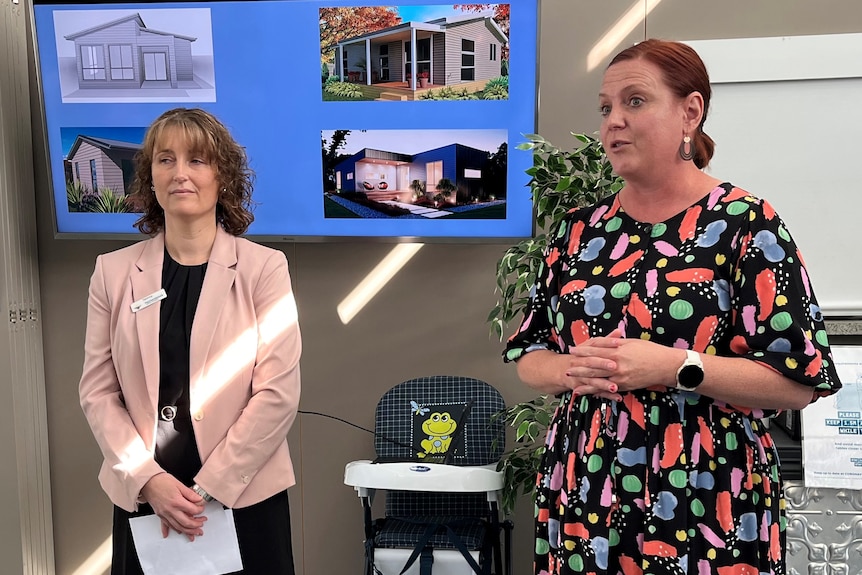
[364,545,374,575]
[502,520,514,575]
[488,501,503,575]
[362,497,376,575]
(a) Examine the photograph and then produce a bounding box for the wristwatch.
[191,483,214,503]
[675,350,704,391]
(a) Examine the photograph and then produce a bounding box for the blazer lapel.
[130,234,165,415]
[190,228,237,397]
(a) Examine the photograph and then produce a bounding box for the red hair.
[609,39,715,169]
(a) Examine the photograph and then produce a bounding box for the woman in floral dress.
[505,39,841,575]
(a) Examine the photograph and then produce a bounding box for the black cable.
[297,409,417,452]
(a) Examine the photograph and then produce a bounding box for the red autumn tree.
[319,7,402,64]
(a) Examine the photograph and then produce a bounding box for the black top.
[154,250,207,485]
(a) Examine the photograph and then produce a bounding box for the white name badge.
[130,289,167,313]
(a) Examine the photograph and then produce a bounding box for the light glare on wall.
[70,535,111,575]
[337,244,424,324]
[588,0,664,72]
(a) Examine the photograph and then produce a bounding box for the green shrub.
[91,187,131,213]
[66,180,88,212]
[485,76,509,90]
[409,179,426,200]
[436,178,456,195]
[483,85,509,100]
[418,86,479,101]
[324,80,362,99]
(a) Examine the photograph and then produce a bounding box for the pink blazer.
[79,228,301,512]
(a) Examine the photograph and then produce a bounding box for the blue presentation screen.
[32,1,538,240]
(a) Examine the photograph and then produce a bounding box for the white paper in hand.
[129,500,243,575]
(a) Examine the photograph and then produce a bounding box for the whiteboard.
[686,34,862,317]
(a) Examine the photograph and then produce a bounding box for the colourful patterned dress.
[504,183,841,575]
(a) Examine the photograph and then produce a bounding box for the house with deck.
[332,12,507,92]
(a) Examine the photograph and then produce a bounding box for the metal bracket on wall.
[8,307,37,325]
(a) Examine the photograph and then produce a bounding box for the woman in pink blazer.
[79,108,301,574]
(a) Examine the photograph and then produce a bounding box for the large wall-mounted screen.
[32,1,538,241]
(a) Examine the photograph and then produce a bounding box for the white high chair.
[343,376,512,575]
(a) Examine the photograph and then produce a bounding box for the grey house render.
[67,135,141,195]
[334,12,507,90]
[64,13,196,89]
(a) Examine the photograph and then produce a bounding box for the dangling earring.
[679,135,694,161]
[150,185,155,191]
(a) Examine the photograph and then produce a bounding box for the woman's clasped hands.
[562,328,680,400]
[140,472,208,541]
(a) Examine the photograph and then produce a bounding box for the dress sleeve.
[728,198,841,399]
[503,214,574,363]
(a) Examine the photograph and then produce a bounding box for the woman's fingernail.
[609,384,618,393]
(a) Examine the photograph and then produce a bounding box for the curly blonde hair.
[129,108,255,235]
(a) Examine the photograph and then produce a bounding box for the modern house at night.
[332,142,501,204]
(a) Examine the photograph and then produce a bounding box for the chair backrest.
[374,375,505,466]
[374,375,506,519]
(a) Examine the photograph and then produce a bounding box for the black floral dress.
[504,183,841,575]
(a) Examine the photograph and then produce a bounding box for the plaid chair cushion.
[374,375,505,467]
[375,516,487,550]
[386,492,489,520]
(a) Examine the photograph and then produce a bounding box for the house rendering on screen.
[332,143,499,203]
[64,13,197,89]
[66,135,141,195]
[332,12,507,91]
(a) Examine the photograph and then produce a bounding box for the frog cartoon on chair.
[418,411,457,458]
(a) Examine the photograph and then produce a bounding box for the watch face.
[679,364,704,388]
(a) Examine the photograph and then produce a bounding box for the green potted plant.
[489,132,623,514]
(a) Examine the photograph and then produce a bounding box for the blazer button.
[241,474,250,484]
[193,411,204,421]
